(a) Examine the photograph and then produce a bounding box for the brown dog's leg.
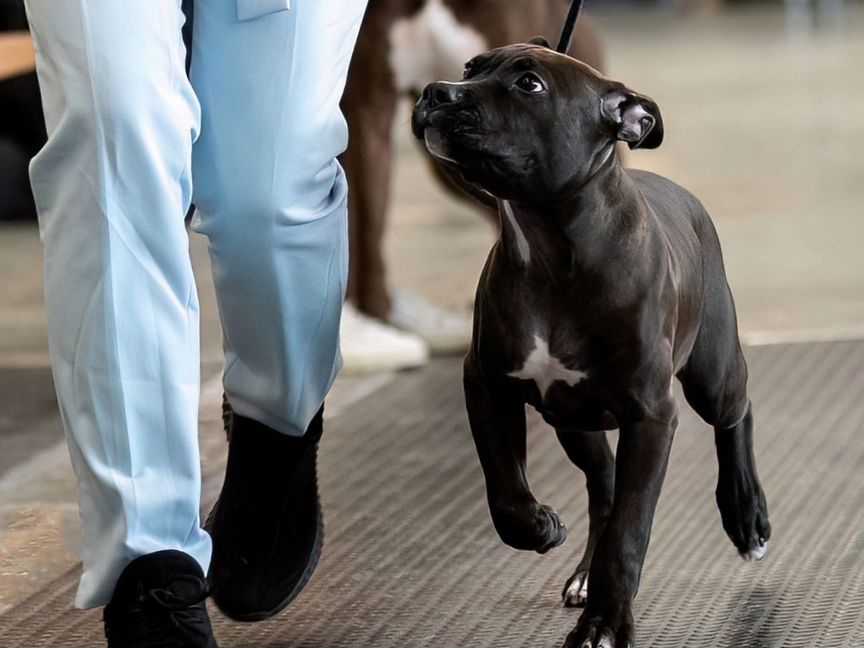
[340,14,399,320]
[465,358,567,553]
[555,428,615,607]
[340,94,397,319]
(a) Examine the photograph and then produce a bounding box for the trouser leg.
[190,0,367,436]
[23,0,210,608]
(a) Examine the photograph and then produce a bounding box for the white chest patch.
[508,335,587,399]
[388,0,489,93]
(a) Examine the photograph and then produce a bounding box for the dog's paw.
[740,539,769,562]
[491,501,566,553]
[562,570,589,607]
[716,477,771,562]
[562,604,635,648]
[535,505,567,553]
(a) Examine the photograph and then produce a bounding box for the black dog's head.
[411,41,663,203]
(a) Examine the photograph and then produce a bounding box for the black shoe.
[205,403,324,622]
[103,550,217,648]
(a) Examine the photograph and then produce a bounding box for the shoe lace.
[105,575,212,647]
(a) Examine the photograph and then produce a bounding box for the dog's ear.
[528,35,551,48]
[601,88,664,150]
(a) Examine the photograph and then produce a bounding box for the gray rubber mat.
[0,367,62,476]
[1,341,862,648]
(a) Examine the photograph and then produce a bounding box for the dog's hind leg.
[555,429,614,607]
[677,270,770,561]
[464,359,567,553]
[712,403,770,561]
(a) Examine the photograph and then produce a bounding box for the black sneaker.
[103,550,217,648]
[205,403,324,622]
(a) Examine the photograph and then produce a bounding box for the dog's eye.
[463,62,474,79]
[514,72,546,94]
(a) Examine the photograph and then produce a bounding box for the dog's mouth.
[424,125,483,159]
[413,103,521,192]
[413,104,486,163]
[423,127,460,164]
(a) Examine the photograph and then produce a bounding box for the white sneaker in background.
[339,302,430,373]
[387,290,473,355]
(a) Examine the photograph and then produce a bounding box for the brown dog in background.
[340,0,604,320]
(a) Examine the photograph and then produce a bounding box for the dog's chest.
[508,334,587,399]
[506,331,616,429]
[388,0,488,93]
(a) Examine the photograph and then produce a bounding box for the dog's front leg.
[564,397,677,648]
[556,429,615,608]
[464,360,567,553]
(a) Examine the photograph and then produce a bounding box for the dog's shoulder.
[626,168,714,235]
[626,170,705,214]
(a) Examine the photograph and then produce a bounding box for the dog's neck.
[496,159,646,275]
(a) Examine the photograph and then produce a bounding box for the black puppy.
[412,41,770,648]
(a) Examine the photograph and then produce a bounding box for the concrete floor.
[0,1,862,629]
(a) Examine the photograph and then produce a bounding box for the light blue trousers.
[23,0,366,608]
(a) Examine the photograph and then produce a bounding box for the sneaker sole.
[340,349,429,373]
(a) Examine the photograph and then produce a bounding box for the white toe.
[596,632,614,648]
[564,573,588,606]
[740,540,769,562]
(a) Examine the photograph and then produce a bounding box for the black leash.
[555,0,585,54]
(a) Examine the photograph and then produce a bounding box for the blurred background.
[0,0,862,644]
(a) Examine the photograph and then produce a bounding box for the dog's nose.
[423,82,465,108]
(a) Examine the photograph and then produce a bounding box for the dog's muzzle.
[412,81,472,139]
